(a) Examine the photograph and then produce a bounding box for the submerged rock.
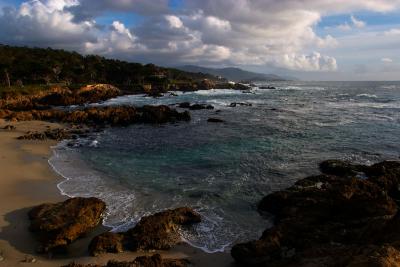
[232,160,400,267]
[207,118,224,123]
[89,207,201,256]
[29,197,106,253]
[62,254,189,267]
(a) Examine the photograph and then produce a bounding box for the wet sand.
[0,120,233,267]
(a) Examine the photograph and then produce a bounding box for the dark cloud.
[67,0,170,22]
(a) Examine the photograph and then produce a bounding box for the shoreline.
[0,119,233,267]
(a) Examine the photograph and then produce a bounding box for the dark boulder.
[229,102,252,108]
[89,207,201,256]
[29,197,106,253]
[123,207,201,251]
[88,232,124,256]
[232,160,400,266]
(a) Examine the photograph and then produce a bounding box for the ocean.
[49,81,400,253]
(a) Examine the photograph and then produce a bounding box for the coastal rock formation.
[62,254,189,267]
[178,102,214,110]
[17,128,73,141]
[3,105,191,126]
[29,197,106,253]
[229,102,252,107]
[0,85,122,111]
[89,207,201,256]
[89,232,124,256]
[259,86,276,89]
[232,160,400,267]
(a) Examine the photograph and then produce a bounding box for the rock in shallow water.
[232,160,400,267]
[89,207,201,256]
[29,197,106,253]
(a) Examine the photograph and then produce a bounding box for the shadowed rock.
[3,105,190,126]
[62,254,189,267]
[17,128,73,141]
[89,207,201,256]
[89,232,124,256]
[232,160,400,267]
[29,197,106,253]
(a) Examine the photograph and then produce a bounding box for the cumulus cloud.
[0,0,96,47]
[0,0,399,72]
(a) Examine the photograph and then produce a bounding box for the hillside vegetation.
[0,45,217,97]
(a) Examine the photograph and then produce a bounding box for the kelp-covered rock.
[29,197,106,253]
[62,254,189,267]
[89,207,201,256]
[232,160,400,267]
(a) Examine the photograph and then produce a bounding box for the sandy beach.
[0,120,233,267]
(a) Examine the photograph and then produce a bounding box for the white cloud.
[165,15,183,29]
[381,57,393,63]
[384,28,400,36]
[0,0,400,74]
[351,15,366,28]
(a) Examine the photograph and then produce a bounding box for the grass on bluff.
[0,84,55,99]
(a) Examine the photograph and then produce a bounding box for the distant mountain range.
[177,65,291,82]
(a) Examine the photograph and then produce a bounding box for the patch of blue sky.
[169,0,184,10]
[95,12,145,27]
[316,11,400,37]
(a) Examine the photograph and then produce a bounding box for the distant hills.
[177,65,289,82]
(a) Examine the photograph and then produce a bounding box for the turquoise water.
[50,81,400,252]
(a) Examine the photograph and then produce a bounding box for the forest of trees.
[0,45,216,90]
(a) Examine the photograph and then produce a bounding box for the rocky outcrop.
[0,85,122,111]
[89,207,201,256]
[17,128,73,141]
[62,254,189,267]
[214,83,251,90]
[178,103,214,110]
[89,232,124,256]
[232,160,400,267]
[29,197,106,253]
[3,105,191,126]
[229,102,252,107]
[259,86,276,89]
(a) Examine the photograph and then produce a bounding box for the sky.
[0,0,400,80]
